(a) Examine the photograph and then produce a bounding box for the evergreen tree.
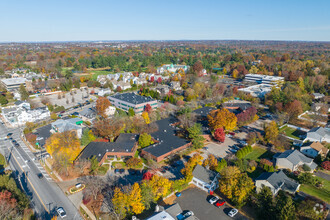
[19,84,29,100]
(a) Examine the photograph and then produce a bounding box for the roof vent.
[112,149,114,152]
[98,154,101,157]
[106,149,108,152]
[126,149,129,152]
[164,130,166,132]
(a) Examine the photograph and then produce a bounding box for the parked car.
[208,195,219,204]
[37,173,43,179]
[14,143,20,147]
[56,207,67,218]
[238,140,248,146]
[60,111,65,114]
[182,211,194,218]
[228,208,238,217]
[229,132,235,136]
[225,134,233,138]
[114,169,120,174]
[229,148,237,153]
[71,112,79,116]
[160,169,166,174]
[7,133,13,138]
[232,145,240,150]
[215,199,226,207]
[11,139,16,144]
[119,169,125,174]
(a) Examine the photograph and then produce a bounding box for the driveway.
[175,187,247,220]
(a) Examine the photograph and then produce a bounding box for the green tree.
[128,107,135,116]
[256,186,275,220]
[0,95,8,105]
[19,84,29,100]
[81,129,96,146]
[275,191,296,220]
[138,133,153,148]
[89,156,99,174]
[187,123,205,149]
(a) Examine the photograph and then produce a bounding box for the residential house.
[300,142,329,158]
[157,64,189,74]
[273,150,318,172]
[312,93,325,100]
[98,88,112,97]
[222,101,252,114]
[153,85,170,96]
[304,127,330,143]
[51,117,83,138]
[169,81,181,91]
[191,164,219,192]
[1,101,50,126]
[255,170,300,195]
[141,117,191,162]
[77,133,138,164]
[104,106,116,116]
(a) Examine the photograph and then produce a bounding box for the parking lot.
[175,187,247,220]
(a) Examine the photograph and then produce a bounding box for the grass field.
[279,125,305,140]
[244,146,274,162]
[89,70,113,80]
[300,175,330,203]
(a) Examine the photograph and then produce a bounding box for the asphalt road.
[0,123,82,220]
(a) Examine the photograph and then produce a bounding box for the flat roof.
[1,77,27,86]
[245,74,284,81]
[109,92,156,105]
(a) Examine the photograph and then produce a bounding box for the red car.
[215,199,226,207]
[229,132,235,136]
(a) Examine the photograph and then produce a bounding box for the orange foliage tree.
[96,96,111,117]
[207,108,237,131]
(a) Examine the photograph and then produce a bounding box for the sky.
[0,0,329,42]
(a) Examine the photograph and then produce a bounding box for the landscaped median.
[69,183,86,194]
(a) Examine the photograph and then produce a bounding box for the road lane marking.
[11,151,50,213]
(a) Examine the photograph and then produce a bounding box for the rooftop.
[193,106,216,118]
[245,74,284,81]
[78,133,138,161]
[274,149,314,166]
[109,92,155,105]
[1,77,26,86]
[192,164,218,184]
[142,117,190,158]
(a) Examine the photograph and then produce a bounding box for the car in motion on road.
[7,133,13,138]
[56,207,67,218]
[208,195,219,204]
[228,208,238,217]
[37,173,43,179]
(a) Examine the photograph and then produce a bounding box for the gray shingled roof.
[274,150,313,166]
[165,203,182,218]
[192,164,218,184]
[193,107,216,118]
[256,170,300,193]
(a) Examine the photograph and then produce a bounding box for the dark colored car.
[114,169,120,174]
[11,139,16,144]
[7,133,13,138]
[60,111,65,114]
[37,173,43,179]
[71,112,79,116]
[215,199,226,207]
[229,132,235,136]
[160,169,166,174]
[119,169,125,174]
[14,143,20,147]
[129,169,137,175]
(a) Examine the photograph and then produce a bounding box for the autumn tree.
[81,128,96,146]
[45,131,81,163]
[203,154,218,171]
[219,166,254,207]
[138,133,153,148]
[192,61,203,76]
[19,84,29,100]
[96,96,111,117]
[284,100,303,121]
[93,118,123,141]
[214,127,225,142]
[264,121,279,144]
[128,183,145,214]
[145,104,152,113]
[149,175,172,200]
[141,111,150,124]
[125,157,142,168]
[207,108,237,131]
[181,153,203,181]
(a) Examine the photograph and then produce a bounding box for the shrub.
[125,157,142,168]
[321,161,330,170]
[302,164,311,172]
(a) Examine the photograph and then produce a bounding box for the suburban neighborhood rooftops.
[274,149,313,165]
[78,133,138,161]
[109,92,155,105]
[193,106,216,118]
[302,142,328,155]
[222,101,252,111]
[142,117,190,157]
[165,203,182,218]
[1,77,26,85]
[306,127,330,141]
[192,164,218,184]
[256,170,300,194]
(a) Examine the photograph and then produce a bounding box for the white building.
[1,101,50,126]
[191,164,219,192]
[0,77,27,91]
[244,74,284,85]
[157,64,189,74]
[105,106,116,116]
[238,84,273,98]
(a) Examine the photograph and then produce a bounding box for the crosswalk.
[0,134,53,182]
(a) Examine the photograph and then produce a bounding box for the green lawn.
[244,146,274,162]
[300,176,330,203]
[90,70,114,80]
[247,167,264,180]
[279,125,305,140]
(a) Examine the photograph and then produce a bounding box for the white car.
[228,208,238,217]
[183,210,194,218]
[57,207,67,218]
[208,195,219,204]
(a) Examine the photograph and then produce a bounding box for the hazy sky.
[0,0,329,42]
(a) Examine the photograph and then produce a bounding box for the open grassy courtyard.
[279,125,306,140]
[244,146,274,162]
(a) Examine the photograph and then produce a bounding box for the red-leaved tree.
[321,161,330,170]
[214,128,225,142]
[145,104,152,113]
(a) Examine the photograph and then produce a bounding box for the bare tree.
[74,159,91,175]
[81,176,105,200]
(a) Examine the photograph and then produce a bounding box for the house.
[222,101,252,114]
[193,106,217,119]
[98,89,112,97]
[141,117,191,162]
[312,93,325,100]
[104,106,116,116]
[0,77,27,91]
[273,150,318,172]
[79,107,97,121]
[77,133,138,164]
[300,142,329,158]
[147,203,194,220]
[153,85,170,96]
[304,127,330,143]
[157,64,189,74]
[1,101,50,126]
[191,164,219,192]
[255,170,300,195]
[51,117,83,138]
[169,81,181,91]
[108,92,158,114]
